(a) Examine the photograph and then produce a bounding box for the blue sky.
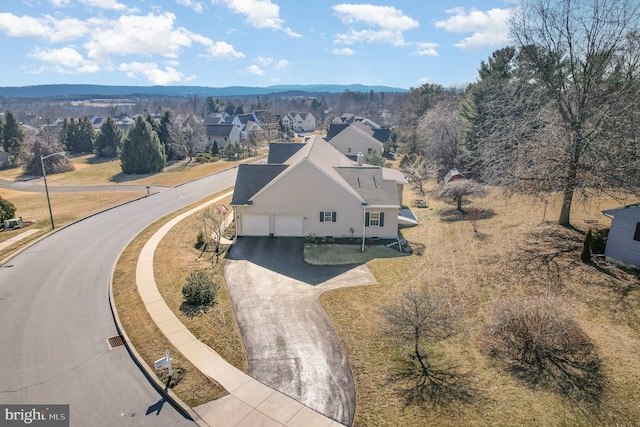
[0,0,518,89]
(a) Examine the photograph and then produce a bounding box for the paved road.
[0,178,168,193]
[225,237,377,426]
[0,169,237,426]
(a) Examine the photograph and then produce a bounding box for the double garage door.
[241,214,303,237]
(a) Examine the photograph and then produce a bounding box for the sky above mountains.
[1,0,518,89]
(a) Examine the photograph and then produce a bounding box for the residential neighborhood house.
[603,204,640,268]
[230,135,409,240]
[205,124,240,149]
[326,121,384,160]
[281,112,316,132]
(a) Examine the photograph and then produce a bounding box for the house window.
[320,211,337,222]
[367,148,373,153]
[365,212,384,227]
[634,223,640,241]
[347,147,351,153]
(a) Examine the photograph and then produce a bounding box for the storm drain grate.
[106,335,125,349]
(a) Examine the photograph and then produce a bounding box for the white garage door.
[241,214,270,236]
[274,215,304,237]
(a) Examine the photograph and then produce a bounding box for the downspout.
[362,202,368,252]
[233,206,238,241]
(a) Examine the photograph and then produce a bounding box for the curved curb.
[108,257,207,426]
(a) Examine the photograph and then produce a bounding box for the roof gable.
[231,164,288,205]
[267,143,305,163]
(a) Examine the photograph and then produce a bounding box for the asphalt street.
[0,169,237,426]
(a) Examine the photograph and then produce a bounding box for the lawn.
[320,184,640,426]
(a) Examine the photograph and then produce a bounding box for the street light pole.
[40,151,66,230]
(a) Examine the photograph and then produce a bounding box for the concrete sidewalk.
[135,191,345,427]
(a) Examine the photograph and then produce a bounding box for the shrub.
[580,229,593,263]
[196,231,205,249]
[590,228,608,254]
[482,295,603,400]
[182,271,219,306]
[0,196,17,222]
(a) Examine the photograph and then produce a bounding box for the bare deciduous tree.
[381,287,471,405]
[506,0,640,226]
[416,92,466,175]
[401,155,433,196]
[197,205,229,266]
[435,179,488,212]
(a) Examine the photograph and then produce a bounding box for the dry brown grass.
[321,182,640,426]
[0,188,143,259]
[0,153,266,188]
[112,193,247,407]
[154,196,247,373]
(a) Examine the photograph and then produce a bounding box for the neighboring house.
[236,113,262,140]
[327,121,384,159]
[327,116,390,143]
[282,112,316,132]
[204,112,229,125]
[205,124,240,148]
[231,135,409,239]
[0,150,9,169]
[602,204,640,268]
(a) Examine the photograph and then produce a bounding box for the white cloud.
[50,0,70,6]
[176,0,204,13]
[84,13,193,61]
[254,56,289,69]
[413,42,439,57]
[202,40,245,59]
[247,64,264,76]
[213,0,301,38]
[79,0,127,10]
[331,47,355,56]
[435,8,511,50]
[332,4,418,46]
[273,59,289,70]
[256,56,273,66]
[0,13,88,42]
[29,46,100,73]
[118,61,192,85]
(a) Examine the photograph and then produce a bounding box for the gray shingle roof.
[267,143,305,164]
[231,164,288,205]
[336,167,400,207]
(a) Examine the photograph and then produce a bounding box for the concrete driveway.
[225,237,376,426]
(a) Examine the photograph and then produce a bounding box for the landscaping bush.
[590,228,609,254]
[196,230,205,249]
[0,196,17,222]
[482,295,603,401]
[581,229,593,263]
[182,271,219,306]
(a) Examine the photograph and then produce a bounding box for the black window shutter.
[365,212,370,227]
[332,212,337,222]
[380,212,385,227]
[320,212,324,222]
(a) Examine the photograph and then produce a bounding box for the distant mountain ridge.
[0,84,409,98]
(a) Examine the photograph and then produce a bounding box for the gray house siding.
[603,206,640,268]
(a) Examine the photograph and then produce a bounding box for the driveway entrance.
[225,237,376,426]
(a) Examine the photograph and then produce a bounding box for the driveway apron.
[225,237,376,426]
